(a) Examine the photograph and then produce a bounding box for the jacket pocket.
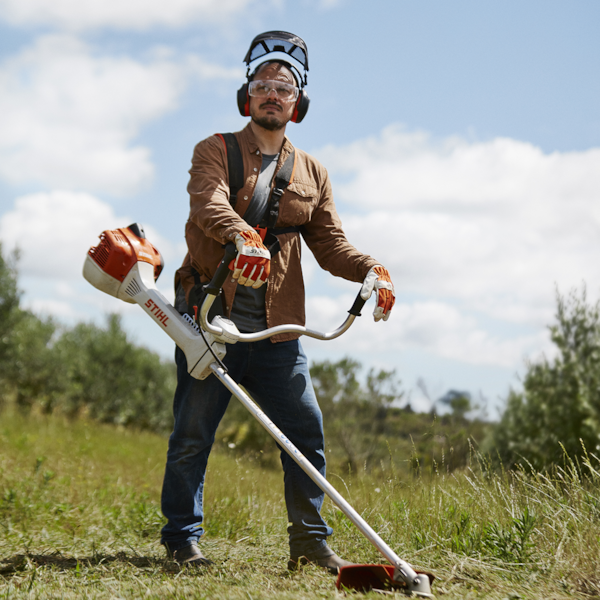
[279,181,318,226]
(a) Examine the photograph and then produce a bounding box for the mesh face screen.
[249,39,307,69]
[244,31,309,72]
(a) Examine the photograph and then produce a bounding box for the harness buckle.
[254,225,268,242]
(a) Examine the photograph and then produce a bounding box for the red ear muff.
[237,83,250,117]
[291,89,310,123]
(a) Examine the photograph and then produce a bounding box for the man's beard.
[251,102,287,131]
[251,114,286,131]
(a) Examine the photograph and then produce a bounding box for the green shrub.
[494,286,600,470]
[50,314,176,431]
[1,243,176,430]
[0,243,62,409]
[215,358,489,475]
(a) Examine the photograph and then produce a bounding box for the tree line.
[0,243,176,431]
[2,242,599,473]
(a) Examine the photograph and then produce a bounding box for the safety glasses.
[248,80,299,102]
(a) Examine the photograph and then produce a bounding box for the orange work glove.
[360,265,395,322]
[229,230,271,288]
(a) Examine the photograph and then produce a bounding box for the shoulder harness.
[215,133,300,251]
[187,133,300,315]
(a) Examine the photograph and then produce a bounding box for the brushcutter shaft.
[210,364,423,590]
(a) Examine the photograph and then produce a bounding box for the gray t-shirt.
[229,153,278,333]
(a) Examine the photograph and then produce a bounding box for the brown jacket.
[177,123,379,342]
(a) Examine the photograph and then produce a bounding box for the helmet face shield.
[243,31,309,86]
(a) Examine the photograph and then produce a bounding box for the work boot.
[288,544,354,575]
[166,543,213,567]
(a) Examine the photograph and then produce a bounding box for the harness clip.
[254,225,268,242]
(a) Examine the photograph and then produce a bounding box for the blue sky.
[1,0,599,415]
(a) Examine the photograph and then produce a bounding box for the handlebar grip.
[348,289,367,317]
[205,242,237,296]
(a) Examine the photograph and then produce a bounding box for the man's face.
[249,62,297,132]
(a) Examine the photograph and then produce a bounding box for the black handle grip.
[205,242,237,296]
[348,289,367,316]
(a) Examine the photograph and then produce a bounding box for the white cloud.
[310,0,344,8]
[0,190,131,279]
[0,35,238,195]
[0,0,269,30]
[0,190,183,339]
[0,190,183,281]
[315,125,600,327]
[319,126,600,212]
[304,293,548,369]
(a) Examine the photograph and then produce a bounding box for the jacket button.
[253,168,258,172]
[244,196,248,200]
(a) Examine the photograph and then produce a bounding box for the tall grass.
[1,408,599,599]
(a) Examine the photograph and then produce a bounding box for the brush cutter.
[83,223,435,597]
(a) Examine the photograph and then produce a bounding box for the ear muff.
[291,89,310,123]
[239,85,310,123]
[237,75,310,123]
[237,83,250,117]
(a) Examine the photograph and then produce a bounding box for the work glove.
[360,265,395,322]
[229,230,271,288]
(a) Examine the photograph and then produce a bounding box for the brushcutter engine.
[83,224,225,379]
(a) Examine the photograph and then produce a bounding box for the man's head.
[236,31,311,124]
[248,61,298,132]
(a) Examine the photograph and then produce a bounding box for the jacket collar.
[240,122,294,159]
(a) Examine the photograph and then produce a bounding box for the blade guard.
[83,224,225,380]
[336,565,435,596]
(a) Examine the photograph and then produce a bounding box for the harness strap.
[216,133,244,209]
[213,133,300,259]
[261,226,301,258]
[260,149,296,229]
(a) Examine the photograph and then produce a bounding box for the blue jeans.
[160,338,333,557]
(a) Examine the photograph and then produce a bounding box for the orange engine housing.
[87,224,164,282]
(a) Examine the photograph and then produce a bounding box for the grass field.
[1,408,599,599]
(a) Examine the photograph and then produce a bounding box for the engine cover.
[83,224,225,379]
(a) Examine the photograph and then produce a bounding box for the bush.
[0,242,176,432]
[50,314,176,432]
[0,242,21,366]
[494,286,600,470]
[215,357,489,475]
[0,243,62,409]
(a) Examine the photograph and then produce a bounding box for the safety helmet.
[237,30,310,124]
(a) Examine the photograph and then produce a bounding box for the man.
[160,31,395,573]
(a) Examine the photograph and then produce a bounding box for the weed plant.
[1,409,599,599]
